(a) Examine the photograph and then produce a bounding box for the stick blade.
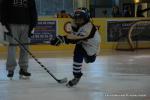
[57,77,68,84]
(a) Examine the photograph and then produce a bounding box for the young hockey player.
[50,7,101,87]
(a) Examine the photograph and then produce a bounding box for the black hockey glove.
[71,26,79,32]
[50,35,69,46]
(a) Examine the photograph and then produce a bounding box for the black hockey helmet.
[73,7,90,25]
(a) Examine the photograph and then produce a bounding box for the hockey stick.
[9,42,50,46]
[6,32,67,84]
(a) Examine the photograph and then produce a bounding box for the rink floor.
[0,50,150,100]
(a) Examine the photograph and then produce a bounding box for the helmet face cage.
[73,7,90,25]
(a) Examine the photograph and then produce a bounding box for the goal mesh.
[115,19,150,51]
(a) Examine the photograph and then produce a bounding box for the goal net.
[114,19,150,51]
